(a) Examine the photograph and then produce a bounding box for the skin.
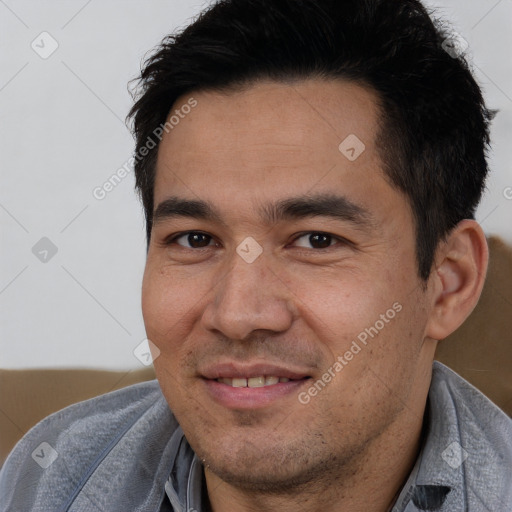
[142,79,488,512]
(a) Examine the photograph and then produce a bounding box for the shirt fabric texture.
[0,361,511,511]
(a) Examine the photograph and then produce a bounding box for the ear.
[425,220,489,341]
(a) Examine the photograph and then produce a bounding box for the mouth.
[215,376,299,388]
[200,362,313,409]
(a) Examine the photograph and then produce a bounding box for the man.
[1,0,511,510]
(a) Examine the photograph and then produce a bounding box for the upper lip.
[200,361,311,380]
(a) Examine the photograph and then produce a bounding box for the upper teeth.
[217,376,290,388]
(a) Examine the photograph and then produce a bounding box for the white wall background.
[1,0,511,370]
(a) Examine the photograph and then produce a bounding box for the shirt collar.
[165,426,205,512]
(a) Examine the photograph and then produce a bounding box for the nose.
[201,249,295,341]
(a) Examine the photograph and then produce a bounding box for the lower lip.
[203,378,310,409]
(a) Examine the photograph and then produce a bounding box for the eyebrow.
[152,193,375,230]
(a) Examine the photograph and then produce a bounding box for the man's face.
[143,79,437,490]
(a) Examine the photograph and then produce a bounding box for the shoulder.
[430,362,512,508]
[0,379,179,511]
[431,361,512,436]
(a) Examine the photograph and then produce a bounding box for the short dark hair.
[128,0,493,281]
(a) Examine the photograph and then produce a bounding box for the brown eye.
[171,232,214,248]
[292,232,336,249]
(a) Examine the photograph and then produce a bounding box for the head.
[128,0,490,499]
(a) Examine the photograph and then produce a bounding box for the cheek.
[141,265,194,345]
[290,271,385,342]
[141,267,166,338]
[297,271,420,381]
[141,268,197,408]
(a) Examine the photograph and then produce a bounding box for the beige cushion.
[0,367,156,466]
[1,236,511,465]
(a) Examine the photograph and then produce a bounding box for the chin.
[205,456,320,494]
[195,431,342,494]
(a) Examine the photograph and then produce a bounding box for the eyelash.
[163,231,349,251]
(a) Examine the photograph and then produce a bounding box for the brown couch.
[1,236,511,466]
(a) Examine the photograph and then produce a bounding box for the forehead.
[154,79,389,218]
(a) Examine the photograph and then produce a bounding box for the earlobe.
[425,220,488,341]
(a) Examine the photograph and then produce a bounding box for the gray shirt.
[1,361,511,511]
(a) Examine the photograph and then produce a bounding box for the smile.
[216,376,292,387]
